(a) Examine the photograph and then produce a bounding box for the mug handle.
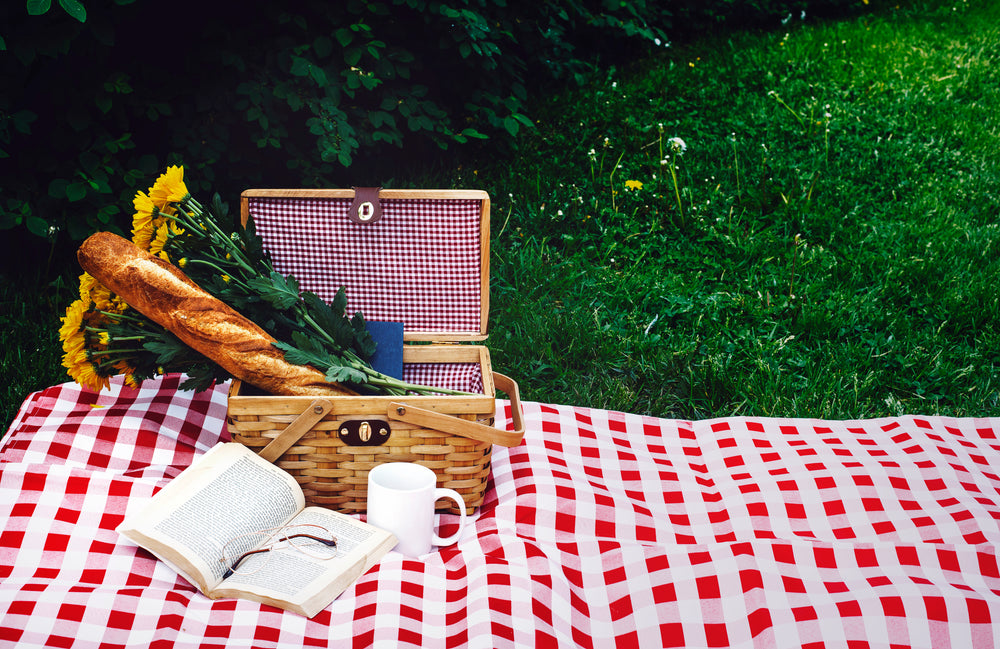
[431,488,468,547]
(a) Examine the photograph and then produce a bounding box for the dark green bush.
[1,0,863,283]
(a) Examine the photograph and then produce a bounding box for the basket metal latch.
[338,419,391,446]
[348,187,383,224]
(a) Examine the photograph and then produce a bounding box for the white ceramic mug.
[367,462,468,557]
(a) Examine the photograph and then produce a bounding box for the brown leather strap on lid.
[348,186,383,224]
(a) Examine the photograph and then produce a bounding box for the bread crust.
[78,231,355,396]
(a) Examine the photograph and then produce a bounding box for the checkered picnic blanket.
[2,375,998,648]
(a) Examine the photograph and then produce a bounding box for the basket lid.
[241,188,490,341]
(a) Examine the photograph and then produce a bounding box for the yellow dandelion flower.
[78,273,98,303]
[87,283,115,312]
[132,191,173,246]
[148,165,189,209]
[132,216,159,251]
[148,220,184,260]
[73,360,110,393]
[132,190,156,235]
[625,180,643,191]
[59,299,88,344]
[61,340,86,372]
[109,295,130,315]
[114,361,140,388]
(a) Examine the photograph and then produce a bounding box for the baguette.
[77,231,356,396]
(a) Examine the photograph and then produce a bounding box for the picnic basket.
[225,188,524,515]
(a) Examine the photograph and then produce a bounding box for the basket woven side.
[227,411,493,514]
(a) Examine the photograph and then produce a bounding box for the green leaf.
[58,0,86,22]
[344,47,362,67]
[247,271,301,310]
[503,116,520,137]
[325,365,366,384]
[47,178,69,199]
[313,35,333,59]
[272,340,317,367]
[26,0,51,16]
[25,215,49,237]
[178,363,226,392]
[334,28,353,47]
[143,339,187,365]
[303,290,351,347]
[290,56,312,77]
[66,181,89,202]
[309,65,328,87]
[461,127,489,140]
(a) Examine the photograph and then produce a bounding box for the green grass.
[3,0,1000,430]
[479,0,1000,418]
[1,274,74,431]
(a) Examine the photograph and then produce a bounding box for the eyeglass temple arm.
[222,534,338,579]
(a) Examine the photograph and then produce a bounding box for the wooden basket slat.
[227,346,497,514]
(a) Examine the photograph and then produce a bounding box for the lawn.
[3,0,999,430]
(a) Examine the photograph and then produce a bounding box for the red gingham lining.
[3,376,999,648]
[247,196,484,335]
[403,362,484,394]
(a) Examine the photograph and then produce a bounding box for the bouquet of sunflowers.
[59,166,457,397]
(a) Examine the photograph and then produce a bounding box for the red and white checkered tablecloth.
[2,376,999,648]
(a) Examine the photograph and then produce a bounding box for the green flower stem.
[360,370,471,396]
[171,200,257,277]
[669,157,684,227]
[299,312,343,350]
[337,349,471,396]
[185,258,254,291]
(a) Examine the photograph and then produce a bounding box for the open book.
[117,442,396,618]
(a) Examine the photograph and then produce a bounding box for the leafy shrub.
[1,0,862,282]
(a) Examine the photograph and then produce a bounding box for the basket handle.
[388,372,525,447]
[258,398,334,462]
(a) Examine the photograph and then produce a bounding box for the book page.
[212,506,396,618]
[116,443,306,592]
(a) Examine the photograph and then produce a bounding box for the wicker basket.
[225,188,524,515]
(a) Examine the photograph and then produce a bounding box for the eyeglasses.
[220,524,338,579]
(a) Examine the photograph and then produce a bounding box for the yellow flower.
[78,272,120,313]
[114,361,140,389]
[148,220,184,261]
[132,190,177,250]
[148,165,189,209]
[73,360,110,393]
[59,299,88,346]
[625,179,643,191]
[78,273,98,303]
[59,300,109,392]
